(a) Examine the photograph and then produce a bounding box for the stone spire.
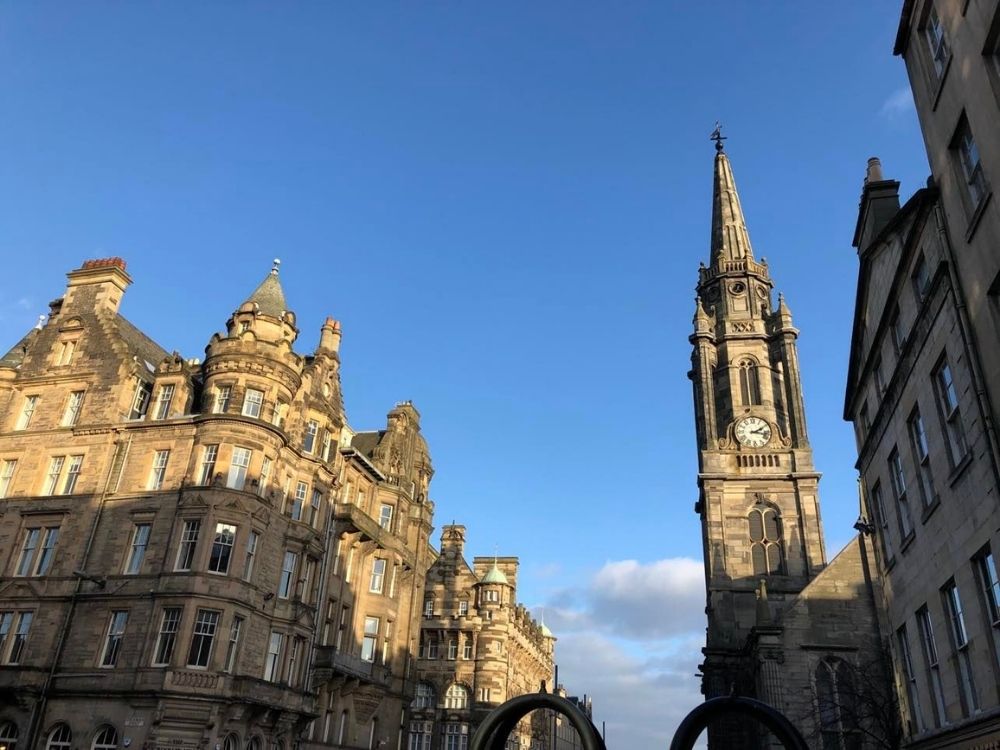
[242,258,288,318]
[710,138,756,267]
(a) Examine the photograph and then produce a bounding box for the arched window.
[46,725,71,750]
[0,721,19,750]
[816,658,859,749]
[222,734,239,750]
[443,684,469,710]
[748,505,783,575]
[92,726,118,750]
[412,682,435,709]
[245,736,262,750]
[738,360,761,406]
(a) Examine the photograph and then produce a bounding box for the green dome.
[482,564,508,585]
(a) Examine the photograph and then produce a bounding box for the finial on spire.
[710,121,727,153]
[35,314,46,330]
[271,258,281,275]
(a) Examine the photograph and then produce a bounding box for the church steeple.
[689,137,827,731]
[710,141,756,267]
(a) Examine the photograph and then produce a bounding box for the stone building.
[0,259,436,750]
[551,690,591,750]
[409,525,555,750]
[690,140,890,748]
[838,2,1000,747]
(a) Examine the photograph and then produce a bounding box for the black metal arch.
[469,693,606,750]
[668,695,809,750]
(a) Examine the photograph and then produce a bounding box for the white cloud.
[554,632,706,750]
[544,557,705,639]
[880,87,914,119]
[535,557,709,750]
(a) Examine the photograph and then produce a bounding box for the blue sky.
[0,3,928,747]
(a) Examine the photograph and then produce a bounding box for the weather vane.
[710,121,726,152]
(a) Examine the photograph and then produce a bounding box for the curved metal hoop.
[469,693,606,750]
[668,695,809,750]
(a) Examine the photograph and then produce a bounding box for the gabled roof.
[843,187,936,418]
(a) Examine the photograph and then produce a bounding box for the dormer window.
[129,381,152,420]
[242,389,264,418]
[153,384,175,420]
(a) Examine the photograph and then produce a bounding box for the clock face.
[735,417,771,448]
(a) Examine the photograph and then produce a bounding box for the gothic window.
[748,504,783,575]
[815,658,860,750]
[738,360,761,406]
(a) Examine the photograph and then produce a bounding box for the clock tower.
[689,137,827,725]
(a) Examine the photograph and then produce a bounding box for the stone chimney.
[62,258,132,315]
[440,524,466,559]
[853,157,901,252]
[318,317,342,353]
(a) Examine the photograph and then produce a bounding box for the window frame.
[100,610,129,667]
[153,384,175,421]
[227,447,253,490]
[0,458,17,499]
[207,522,237,575]
[242,388,264,418]
[152,607,181,666]
[61,390,85,427]
[124,523,151,575]
[148,450,170,491]
[174,519,202,572]
[186,609,221,669]
[15,395,39,431]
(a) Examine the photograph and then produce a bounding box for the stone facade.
[838,2,1000,747]
[0,259,436,750]
[409,525,555,750]
[691,143,889,749]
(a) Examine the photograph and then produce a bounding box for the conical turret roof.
[482,562,509,585]
[243,259,288,318]
[710,141,756,267]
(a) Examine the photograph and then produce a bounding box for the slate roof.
[244,269,288,318]
[0,328,39,368]
[351,431,383,459]
[115,314,171,369]
[0,313,170,372]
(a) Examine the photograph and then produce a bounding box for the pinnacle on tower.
[709,135,756,267]
[241,258,288,318]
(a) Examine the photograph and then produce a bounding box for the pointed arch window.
[816,658,859,750]
[748,505,783,575]
[738,360,762,406]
